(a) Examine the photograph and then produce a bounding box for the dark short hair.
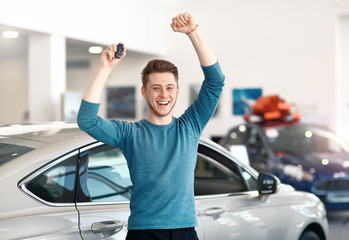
[141,59,178,87]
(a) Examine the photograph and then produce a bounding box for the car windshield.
[264,125,349,154]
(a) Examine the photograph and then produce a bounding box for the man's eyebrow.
[150,84,176,87]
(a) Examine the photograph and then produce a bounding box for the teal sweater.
[77,61,225,230]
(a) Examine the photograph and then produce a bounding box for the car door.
[75,142,206,240]
[19,151,82,239]
[195,144,284,240]
[75,143,131,240]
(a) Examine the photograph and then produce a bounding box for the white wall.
[1,0,348,142]
[337,15,349,140]
[0,0,171,55]
[163,0,338,139]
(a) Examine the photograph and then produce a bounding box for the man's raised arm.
[171,12,217,67]
[82,43,126,103]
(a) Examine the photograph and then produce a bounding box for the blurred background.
[0,0,349,142]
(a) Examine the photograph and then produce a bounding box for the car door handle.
[204,207,226,216]
[91,220,124,238]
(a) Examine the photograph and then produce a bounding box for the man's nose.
[160,88,167,97]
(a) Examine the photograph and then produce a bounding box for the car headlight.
[283,164,315,182]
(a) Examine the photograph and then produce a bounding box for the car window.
[26,153,77,203]
[241,168,258,190]
[194,153,247,195]
[81,143,258,201]
[246,127,268,172]
[224,125,268,172]
[86,145,133,202]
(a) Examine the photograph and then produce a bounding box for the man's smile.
[157,101,170,105]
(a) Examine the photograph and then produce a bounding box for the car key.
[115,43,124,58]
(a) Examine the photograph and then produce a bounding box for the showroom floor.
[328,210,349,240]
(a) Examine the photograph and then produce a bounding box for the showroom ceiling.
[0,24,100,60]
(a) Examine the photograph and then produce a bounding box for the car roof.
[0,123,95,172]
[0,122,257,177]
[0,122,234,151]
[0,122,254,165]
[0,122,86,144]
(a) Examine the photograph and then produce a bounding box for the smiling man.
[78,12,225,240]
[141,60,180,125]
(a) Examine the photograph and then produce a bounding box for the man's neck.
[145,115,173,125]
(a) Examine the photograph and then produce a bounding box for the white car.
[0,123,329,240]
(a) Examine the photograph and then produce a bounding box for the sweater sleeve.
[180,61,225,135]
[77,99,128,147]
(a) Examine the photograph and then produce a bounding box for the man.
[78,12,225,240]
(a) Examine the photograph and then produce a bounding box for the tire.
[299,230,321,240]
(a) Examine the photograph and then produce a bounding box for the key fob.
[115,43,124,58]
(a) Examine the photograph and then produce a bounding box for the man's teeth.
[158,101,169,105]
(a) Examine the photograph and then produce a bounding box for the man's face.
[141,72,179,119]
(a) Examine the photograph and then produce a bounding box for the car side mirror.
[257,172,279,195]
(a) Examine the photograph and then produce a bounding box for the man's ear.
[177,86,180,97]
[141,86,146,98]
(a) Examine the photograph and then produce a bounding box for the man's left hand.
[171,12,196,34]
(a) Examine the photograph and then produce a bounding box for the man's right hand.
[99,43,126,69]
[82,43,126,103]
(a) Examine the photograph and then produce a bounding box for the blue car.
[220,121,349,210]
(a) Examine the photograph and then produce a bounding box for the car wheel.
[299,230,321,240]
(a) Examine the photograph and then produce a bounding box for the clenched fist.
[171,12,197,34]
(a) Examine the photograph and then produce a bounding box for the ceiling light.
[88,46,103,54]
[2,31,19,39]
